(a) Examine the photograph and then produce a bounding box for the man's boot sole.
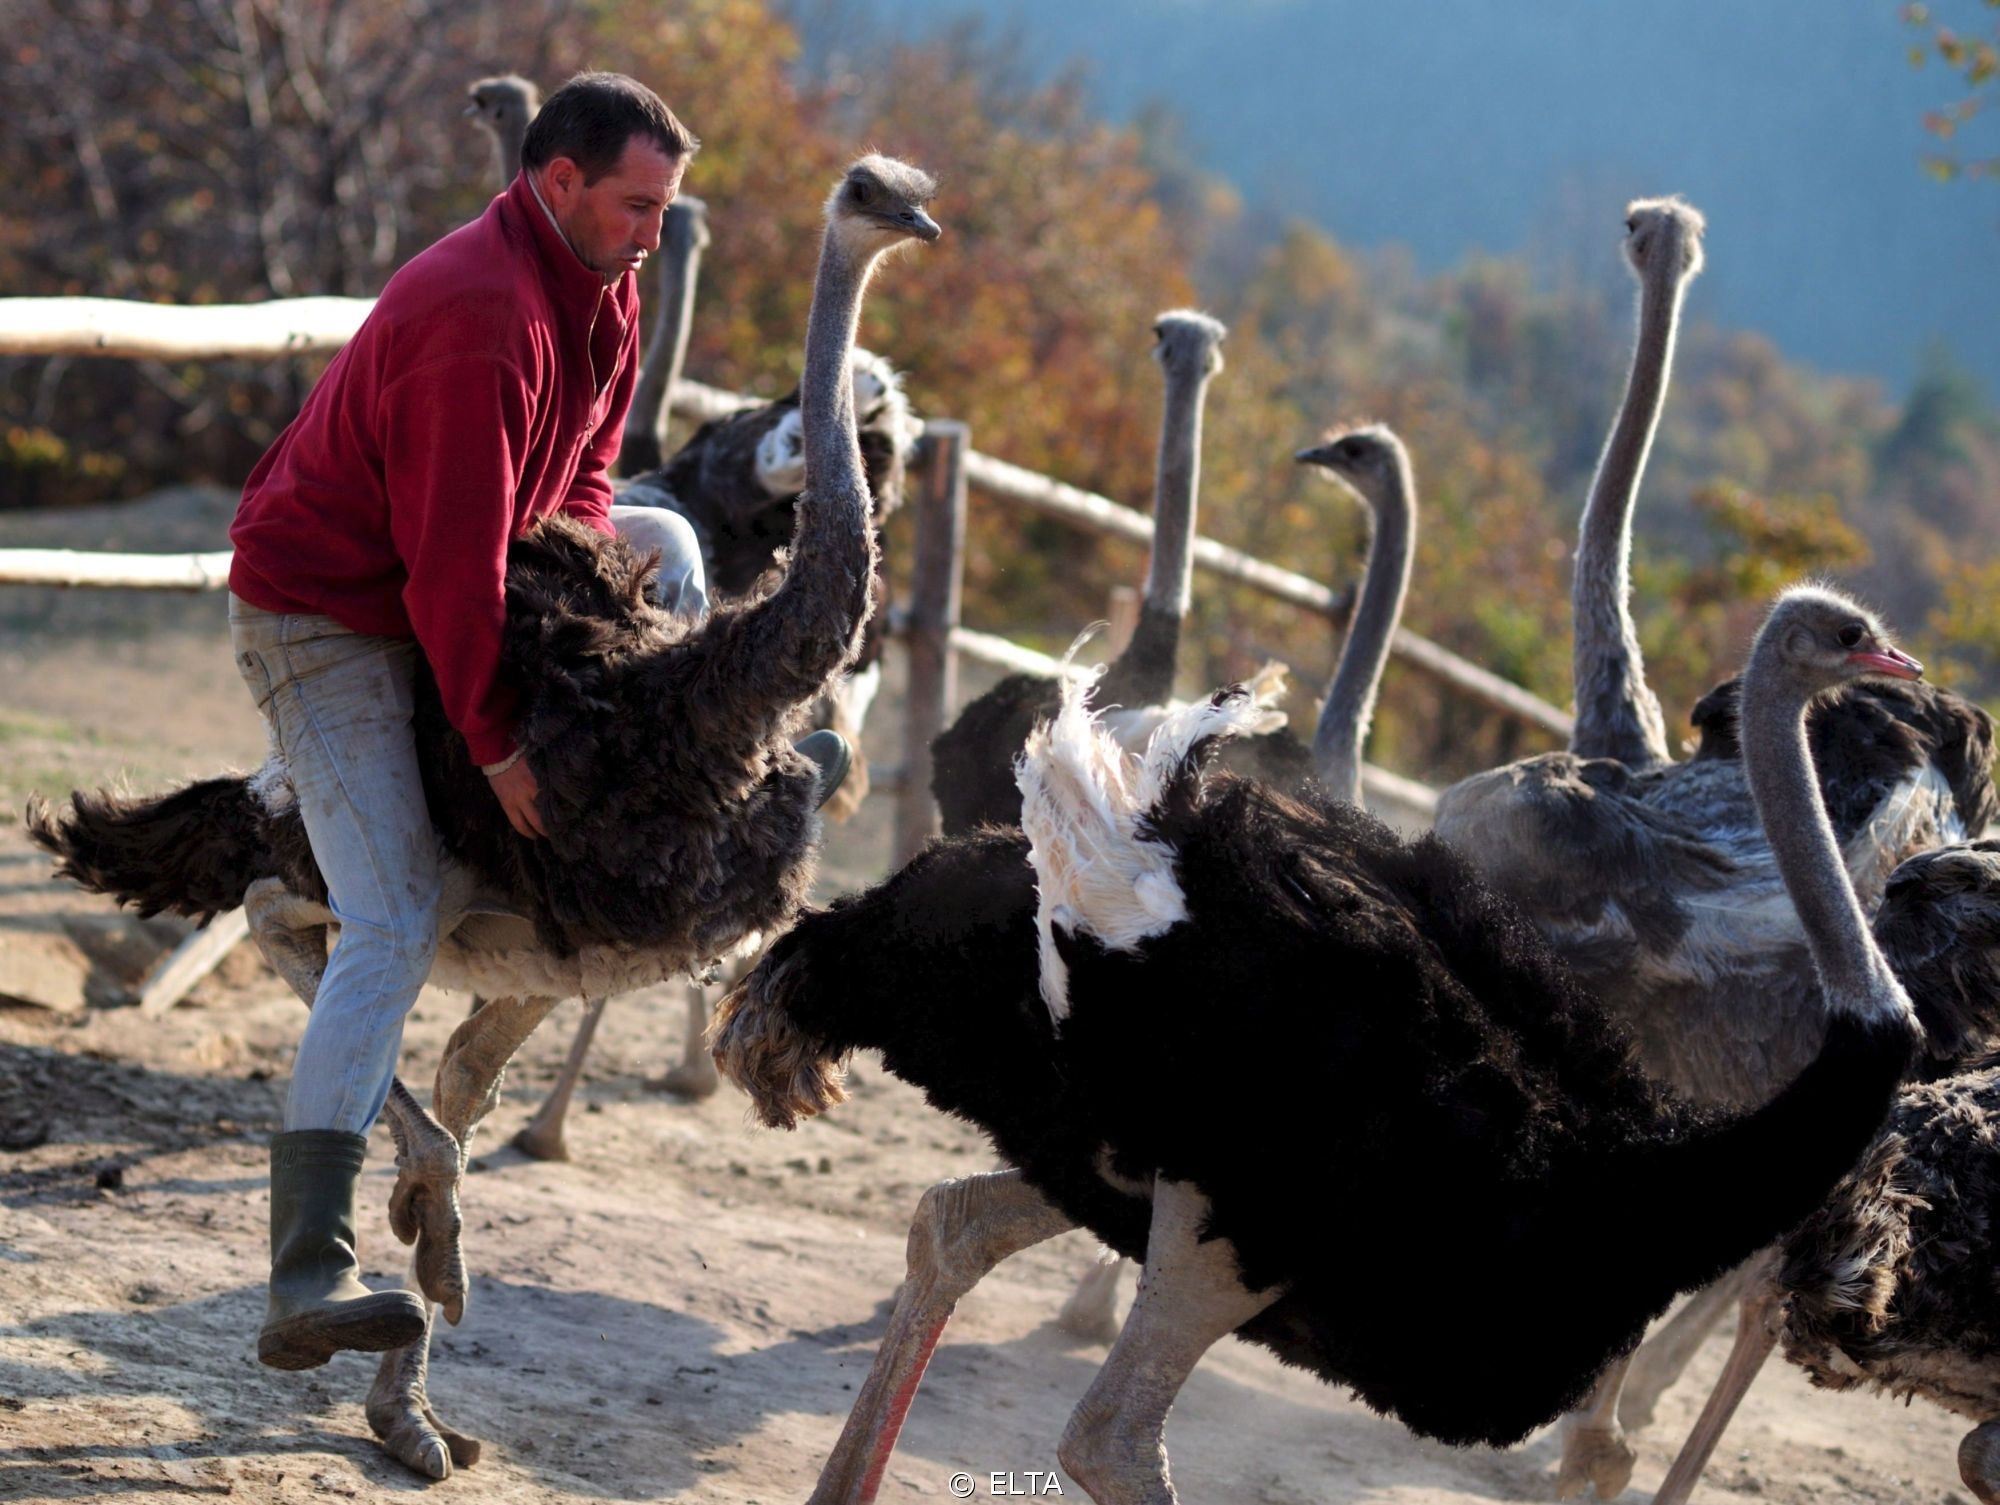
[258,1290,428,1370]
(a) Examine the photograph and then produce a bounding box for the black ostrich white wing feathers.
[1017,670,1283,1020]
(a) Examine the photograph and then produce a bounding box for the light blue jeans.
[231,505,706,1134]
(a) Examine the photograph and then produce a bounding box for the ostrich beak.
[1849,646,1924,680]
[903,209,943,243]
[463,101,480,117]
[1294,442,1340,468]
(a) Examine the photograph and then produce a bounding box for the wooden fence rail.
[0,548,234,591]
[2,291,1549,865]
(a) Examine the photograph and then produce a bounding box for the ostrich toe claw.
[367,1390,481,1480]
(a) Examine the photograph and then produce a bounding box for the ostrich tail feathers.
[1017,671,1273,1022]
[25,771,273,921]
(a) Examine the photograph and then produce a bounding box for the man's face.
[540,135,685,281]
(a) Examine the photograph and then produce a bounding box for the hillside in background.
[5,0,2000,786]
[826,0,2000,397]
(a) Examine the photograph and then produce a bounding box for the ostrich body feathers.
[1435,676,1994,1107]
[33,510,868,969]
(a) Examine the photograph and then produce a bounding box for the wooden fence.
[1,294,1575,864]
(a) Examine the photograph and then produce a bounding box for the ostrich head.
[824,155,941,257]
[1753,585,1923,700]
[1623,195,1705,283]
[753,349,914,499]
[464,74,539,146]
[1152,309,1227,382]
[1294,423,1409,508]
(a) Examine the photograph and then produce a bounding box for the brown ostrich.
[29,154,940,1478]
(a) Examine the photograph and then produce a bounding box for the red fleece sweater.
[229,175,640,766]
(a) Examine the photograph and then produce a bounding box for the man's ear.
[542,156,582,204]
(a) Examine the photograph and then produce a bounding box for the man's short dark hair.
[521,72,699,182]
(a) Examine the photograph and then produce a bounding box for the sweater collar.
[501,172,629,321]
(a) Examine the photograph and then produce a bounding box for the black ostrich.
[29,155,941,1480]
[713,583,1921,1504]
[1053,417,1420,1339]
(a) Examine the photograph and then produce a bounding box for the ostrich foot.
[367,1311,481,1480]
[1961,1421,2000,1505]
[653,1053,720,1099]
[511,1116,570,1161]
[1055,1251,1126,1344]
[1553,1422,1635,1502]
[513,995,607,1163]
[654,987,719,1099]
[384,1084,468,1324]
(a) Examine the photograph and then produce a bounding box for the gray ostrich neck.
[1313,465,1416,807]
[501,134,524,183]
[1570,251,1687,769]
[800,236,870,502]
[623,201,707,472]
[1106,366,1210,706]
[1741,671,1898,1010]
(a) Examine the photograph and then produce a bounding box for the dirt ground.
[0,487,1979,1504]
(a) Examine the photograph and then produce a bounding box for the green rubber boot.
[258,1130,426,1370]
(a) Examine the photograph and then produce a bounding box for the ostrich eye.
[1837,624,1865,649]
[1625,217,1638,234]
[851,178,877,206]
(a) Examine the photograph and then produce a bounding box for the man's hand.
[487,757,548,840]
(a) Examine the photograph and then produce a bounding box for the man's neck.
[526,171,613,284]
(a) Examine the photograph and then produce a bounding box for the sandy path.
[0,488,1978,1504]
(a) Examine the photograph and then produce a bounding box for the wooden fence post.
[894,420,968,865]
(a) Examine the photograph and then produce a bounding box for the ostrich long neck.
[799,236,871,507]
[683,225,879,715]
[1570,247,1689,769]
[500,127,524,185]
[1313,461,1416,807]
[621,199,708,477]
[1101,360,1211,707]
[1741,668,1903,1012]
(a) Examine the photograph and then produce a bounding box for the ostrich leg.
[810,1170,1074,1505]
[1056,1248,1127,1344]
[513,994,610,1160]
[366,1282,481,1480]
[1618,1259,1760,1432]
[370,991,563,1479]
[1555,1353,1636,1501]
[657,977,722,1098]
[1559,1267,1757,1505]
[1649,1261,1783,1505]
[1057,1178,1277,1505]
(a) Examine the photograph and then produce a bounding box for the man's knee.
[611,504,709,619]
[334,901,439,998]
